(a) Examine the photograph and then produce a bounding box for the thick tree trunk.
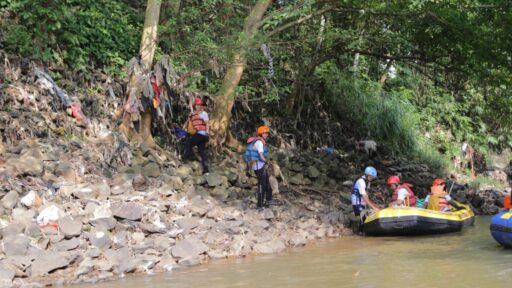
[209,0,272,153]
[140,0,162,69]
[120,0,162,148]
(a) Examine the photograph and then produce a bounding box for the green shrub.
[1,0,141,73]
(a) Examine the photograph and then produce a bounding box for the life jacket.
[190,112,207,132]
[351,176,367,206]
[427,193,449,211]
[391,183,417,207]
[244,136,268,165]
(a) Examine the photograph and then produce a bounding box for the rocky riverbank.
[0,59,510,287]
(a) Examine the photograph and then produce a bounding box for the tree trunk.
[120,0,162,148]
[140,0,162,69]
[209,0,272,153]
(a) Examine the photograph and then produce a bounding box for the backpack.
[244,136,257,164]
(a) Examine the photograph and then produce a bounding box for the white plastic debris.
[36,205,65,225]
[20,190,39,208]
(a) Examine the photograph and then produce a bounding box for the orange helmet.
[386,175,400,185]
[194,98,203,105]
[257,125,270,135]
[432,178,445,186]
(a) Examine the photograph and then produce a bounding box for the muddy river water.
[78,216,512,288]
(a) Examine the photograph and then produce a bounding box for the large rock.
[171,239,208,259]
[1,222,26,239]
[205,173,224,187]
[290,163,303,172]
[142,162,161,178]
[289,173,305,185]
[176,217,200,233]
[30,251,74,276]
[176,166,193,179]
[306,166,321,179]
[7,155,44,176]
[58,216,82,237]
[112,202,144,221]
[70,182,111,200]
[54,237,80,251]
[103,247,136,274]
[132,174,149,191]
[288,233,307,247]
[253,239,286,254]
[0,267,15,287]
[164,175,184,190]
[89,217,117,230]
[74,258,94,278]
[188,197,210,216]
[54,161,77,182]
[111,182,134,195]
[178,256,201,267]
[211,186,229,199]
[88,229,112,249]
[2,235,31,256]
[1,190,19,210]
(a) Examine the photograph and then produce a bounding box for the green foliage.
[1,0,511,174]
[1,0,141,73]
[316,62,419,155]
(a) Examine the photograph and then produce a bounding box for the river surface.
[78,216,512,288]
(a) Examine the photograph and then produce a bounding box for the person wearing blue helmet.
[351,166,381,216]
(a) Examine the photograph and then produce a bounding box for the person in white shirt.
[246,126,271,211]
[351,166,381,216]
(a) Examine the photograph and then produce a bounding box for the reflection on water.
[77,217,512,288]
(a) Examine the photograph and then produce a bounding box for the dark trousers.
[353,204,366,217]
[352,204,367,234]
[182,133,209,172]
[255,167,272,208]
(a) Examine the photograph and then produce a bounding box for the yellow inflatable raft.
[363,203,474,236]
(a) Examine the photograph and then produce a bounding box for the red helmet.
[432,178,445,186]
[194,98,203,105]
[386,175,400,185]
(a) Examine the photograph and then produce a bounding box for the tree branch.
[266,7,334,37]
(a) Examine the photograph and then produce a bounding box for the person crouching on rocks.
[182,97,209,174]
[351,166,381,216]
[245,126,272,211]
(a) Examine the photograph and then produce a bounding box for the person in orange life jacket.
[386,175,416,207]
[351,166,381,216]
[248,126,272,211]
[424,178,463,211]
[182,98,209,174]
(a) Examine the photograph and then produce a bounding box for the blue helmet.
[364,166,377,177]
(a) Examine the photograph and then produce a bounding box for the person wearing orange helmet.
[424,178,463,211]
[182,97,209,173]
[386,175,416,207]
[245,125,272,211]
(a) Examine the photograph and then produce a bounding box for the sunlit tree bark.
[209,0,272,153]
